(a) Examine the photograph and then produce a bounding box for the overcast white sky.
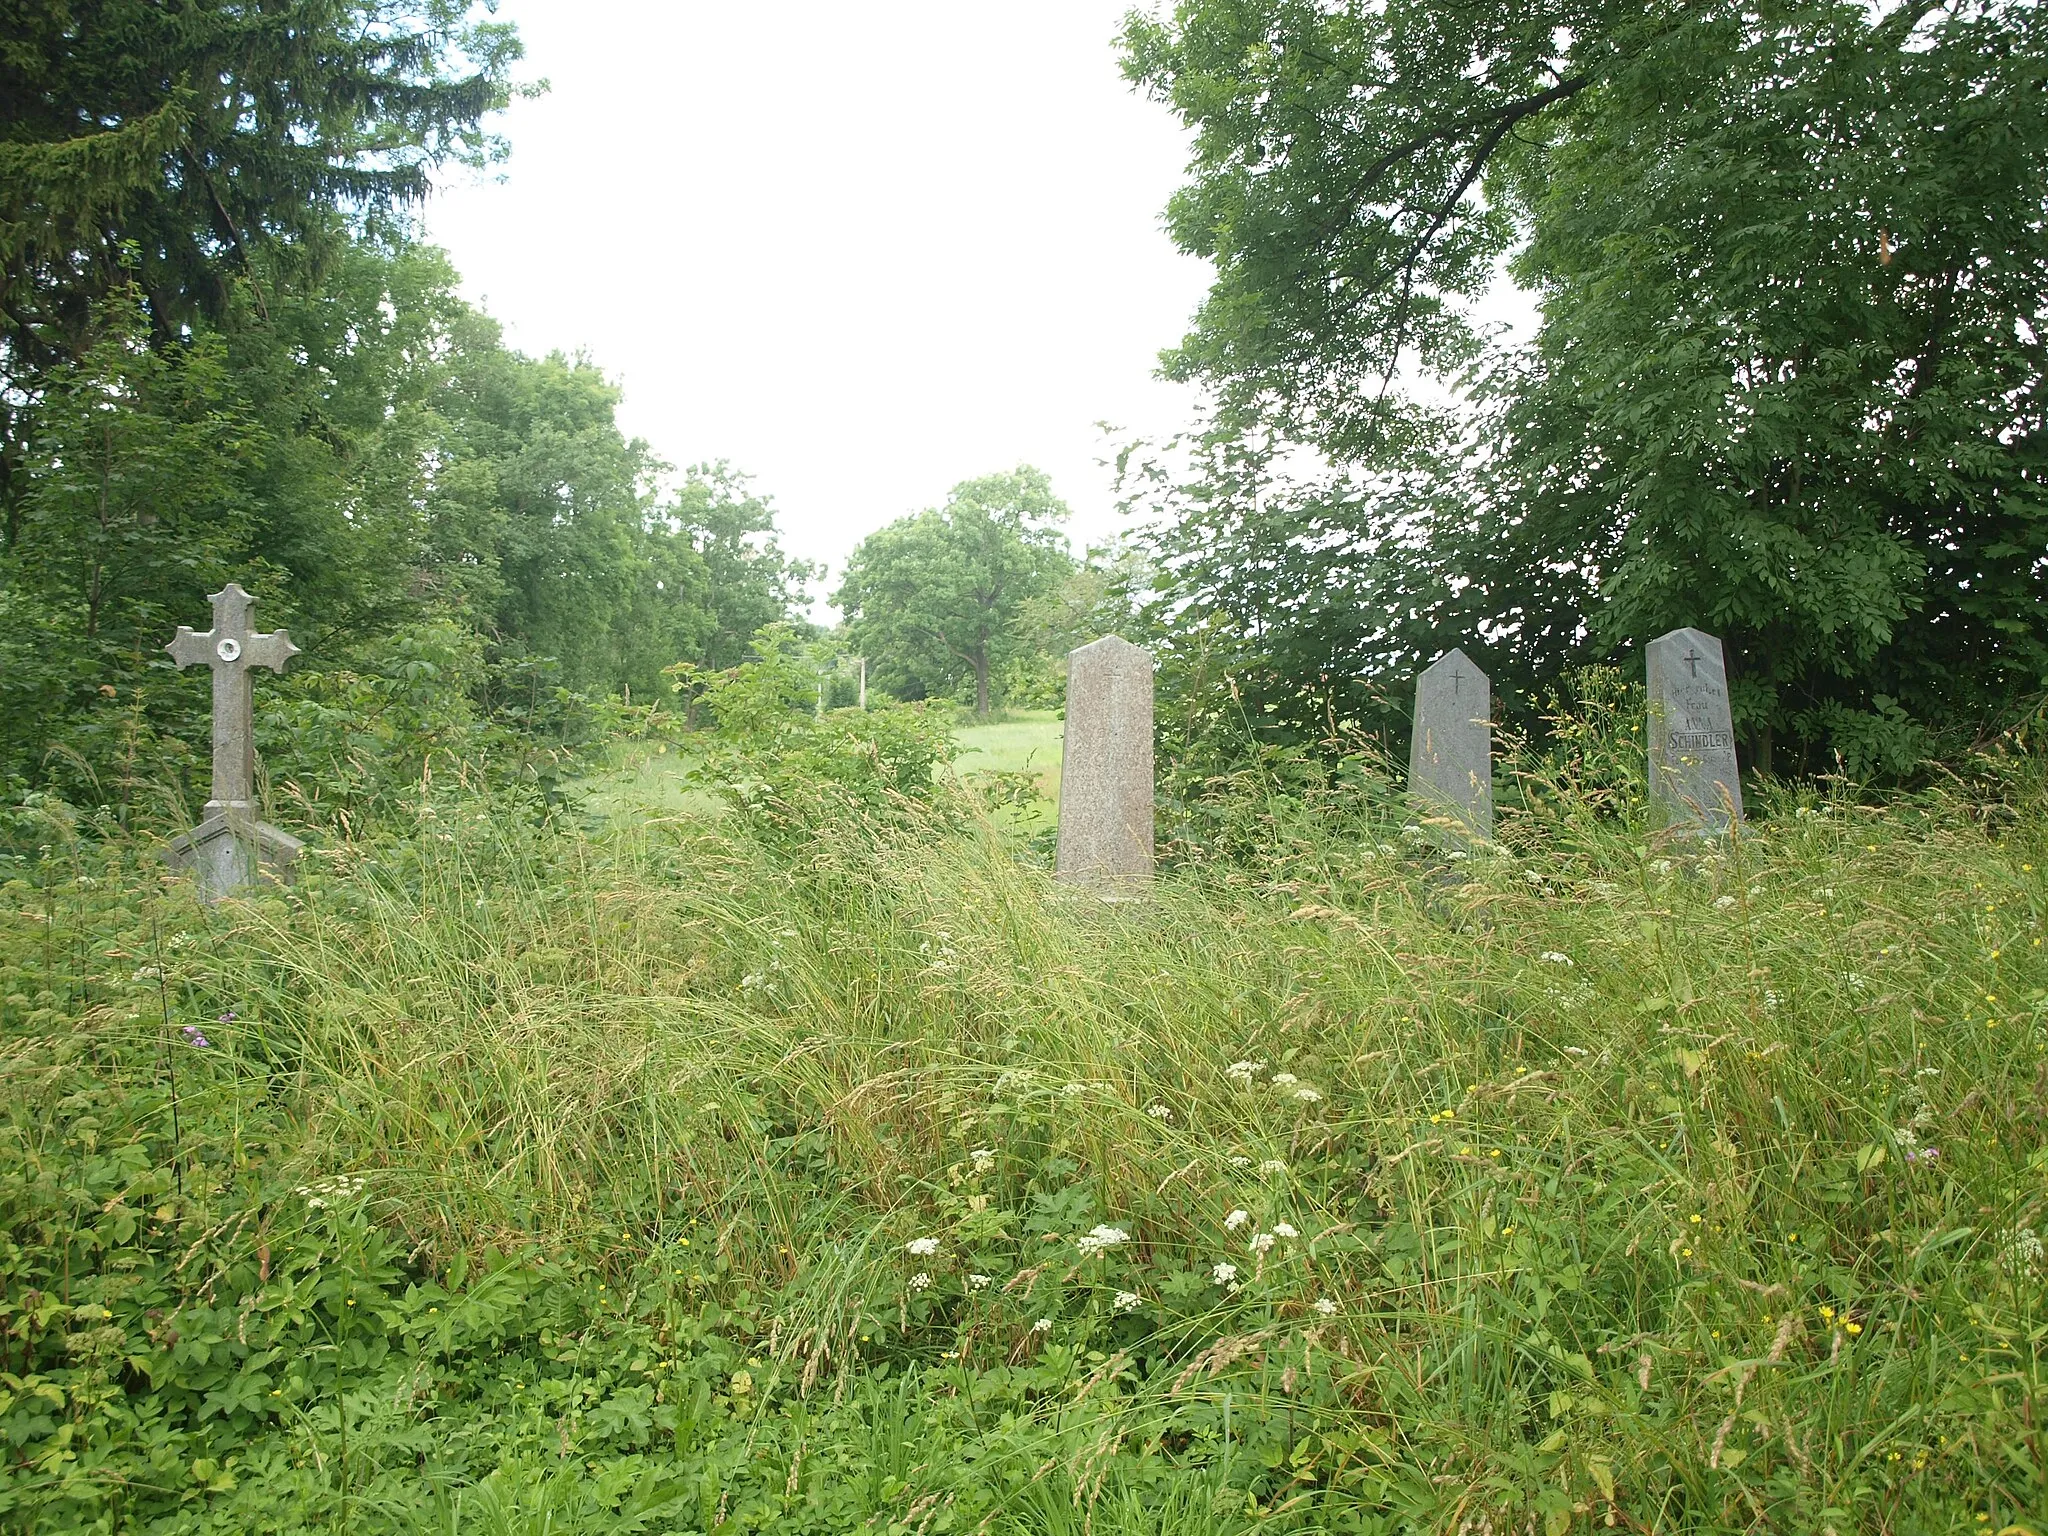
[421,1,1212,617]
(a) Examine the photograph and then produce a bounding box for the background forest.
[0,0,812,822]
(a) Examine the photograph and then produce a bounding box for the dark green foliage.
[0,258,809,814]
[684,626,957,841]
[0,1,812,819]
[671,464,821,673]
[1122,0,2048,773]
[836,467,1074,717]
[0,0,520,543]
[0,0,517,360]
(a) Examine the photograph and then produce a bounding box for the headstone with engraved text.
[1408,647,1493,841]
[163,583,304,899]
[1055,635,1153,889]
[1646,626,1744,833]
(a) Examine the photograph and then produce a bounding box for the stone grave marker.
[1646,626,1744,833]
[164,583,304,899]
[1055,635,1153,889]
[1408,647,1492,841]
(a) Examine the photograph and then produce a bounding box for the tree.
[836,468,1073,717]
[1123,0,2048,772]
[670,464,820,670]
[0,0,523,537]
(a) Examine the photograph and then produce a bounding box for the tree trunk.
[974,652,991,718]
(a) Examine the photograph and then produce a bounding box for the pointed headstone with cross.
[1646,626,1744,833]
[1408,647,1493,842]
[163,583,304,898]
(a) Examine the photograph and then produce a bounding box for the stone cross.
[1646,626,1744,833]
[164,583,304,898]
[1408,647,1492,841]
[1055,635,1153,889]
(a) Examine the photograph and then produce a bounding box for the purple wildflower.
[217,1010,237,1024]
[1911,1146,1940,1163]
[181,1024,211,1049]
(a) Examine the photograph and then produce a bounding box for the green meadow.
[4,734,2045,1534]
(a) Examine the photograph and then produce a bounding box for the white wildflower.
[1032,1317,1053,1333]
[2005,1228,2046,1270]
[1228,1155,1253,1168]
[1113,1290,1142,1312]
[1224,1209,1251,1231]
[1562,1045,1588,1056]
[1249,1232,1276,1255]
[970,1148,996,1174]
[1524,870,1545,886]
[1272,1221,1298,1239]
[1271,1072,1300,1088]
[1146,1103,1174,1121]
[968,1274,992,1291]
[1061,1082,1087,1098]
[1258,1159,1288,1176]
[1649,859,1673,875]
[1313,1297,1338,1316]
[1748,884,1764,897]
[909,1272,932,1291]
[905,1236,940,1257]
[1539,951,1574,967]
[1211,1262,1238,1285]
[1294,1086,1323,1103]
[1076,1225,1131,1256]
[1225,1060,1266,1084]
[1917,1066,1941,1078]
[1714,895,1736,909]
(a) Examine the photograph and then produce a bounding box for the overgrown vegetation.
[1118,0,2048,773]
[4,700,2045,1532]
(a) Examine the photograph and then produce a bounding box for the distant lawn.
[591,709,1065,823]
[950,712,1064,831]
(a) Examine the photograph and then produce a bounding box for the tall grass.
[4,736,2045,1532]
[154,747,2042,1532]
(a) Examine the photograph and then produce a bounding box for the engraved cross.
[166,583,299,812]
[1683,649,1704,678]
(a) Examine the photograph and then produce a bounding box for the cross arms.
[166,626,300,671]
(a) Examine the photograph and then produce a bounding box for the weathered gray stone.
[1646,626,1744,833]
[1055,635,1153,888]
[1408,648,1492,841]
[164,583,302,898]
[165,813,305,904]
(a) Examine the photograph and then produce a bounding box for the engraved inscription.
[1669,730,1733,752]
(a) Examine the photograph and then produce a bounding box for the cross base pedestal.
[165,808,303,902]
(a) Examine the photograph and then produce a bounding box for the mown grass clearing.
[591,710,1065,823]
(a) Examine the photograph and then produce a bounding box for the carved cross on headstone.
[1646,627,1743,835]
[163,583,304,899]
[1408,648,1493,843]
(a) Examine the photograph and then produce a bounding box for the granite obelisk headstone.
[1408,647,1492,841]
[1055,635,1153,889]
[164,583,304,898]
[1646,626,1744,833]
